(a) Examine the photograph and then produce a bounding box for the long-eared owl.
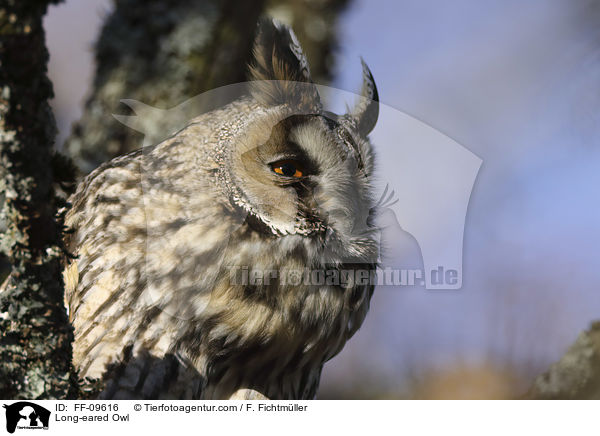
[64,18,380,400]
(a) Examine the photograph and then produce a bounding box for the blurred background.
[43,0,600,398]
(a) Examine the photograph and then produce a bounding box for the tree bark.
[526,322,600,399]
[0,0,75,399]
[63,0,267,174]
[63,0,350,174]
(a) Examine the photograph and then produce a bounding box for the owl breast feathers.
[64,18,380,400]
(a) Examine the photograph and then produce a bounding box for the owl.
[63,18,380,400]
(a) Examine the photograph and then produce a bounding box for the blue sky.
[319,0,600,395]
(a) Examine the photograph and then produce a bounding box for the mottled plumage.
[64,18,380,399]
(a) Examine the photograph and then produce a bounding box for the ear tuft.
[349,58,379,137]
[248,18,321,112]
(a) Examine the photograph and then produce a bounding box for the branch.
[228,389,269,400]
[526,322,600,399]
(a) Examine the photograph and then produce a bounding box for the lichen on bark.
[0,0,75,399]
[526,322,600,399]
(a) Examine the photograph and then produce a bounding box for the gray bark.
[63,0,266,174]
[526,322,600,399]
[0,0,75,399]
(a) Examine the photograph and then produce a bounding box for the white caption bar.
[0,400,596,436]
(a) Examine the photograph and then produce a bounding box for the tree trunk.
[0,0,75,399]
[63,0,267,174]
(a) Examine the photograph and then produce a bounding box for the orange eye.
[271,160,304,178]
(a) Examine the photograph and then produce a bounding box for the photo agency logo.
[2,402,50,434]
[113,78,480,304]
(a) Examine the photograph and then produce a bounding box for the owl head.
[220,18,379,264]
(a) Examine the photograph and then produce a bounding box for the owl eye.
[270,160,304,178]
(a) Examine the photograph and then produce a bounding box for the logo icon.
[2,402,50,434]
